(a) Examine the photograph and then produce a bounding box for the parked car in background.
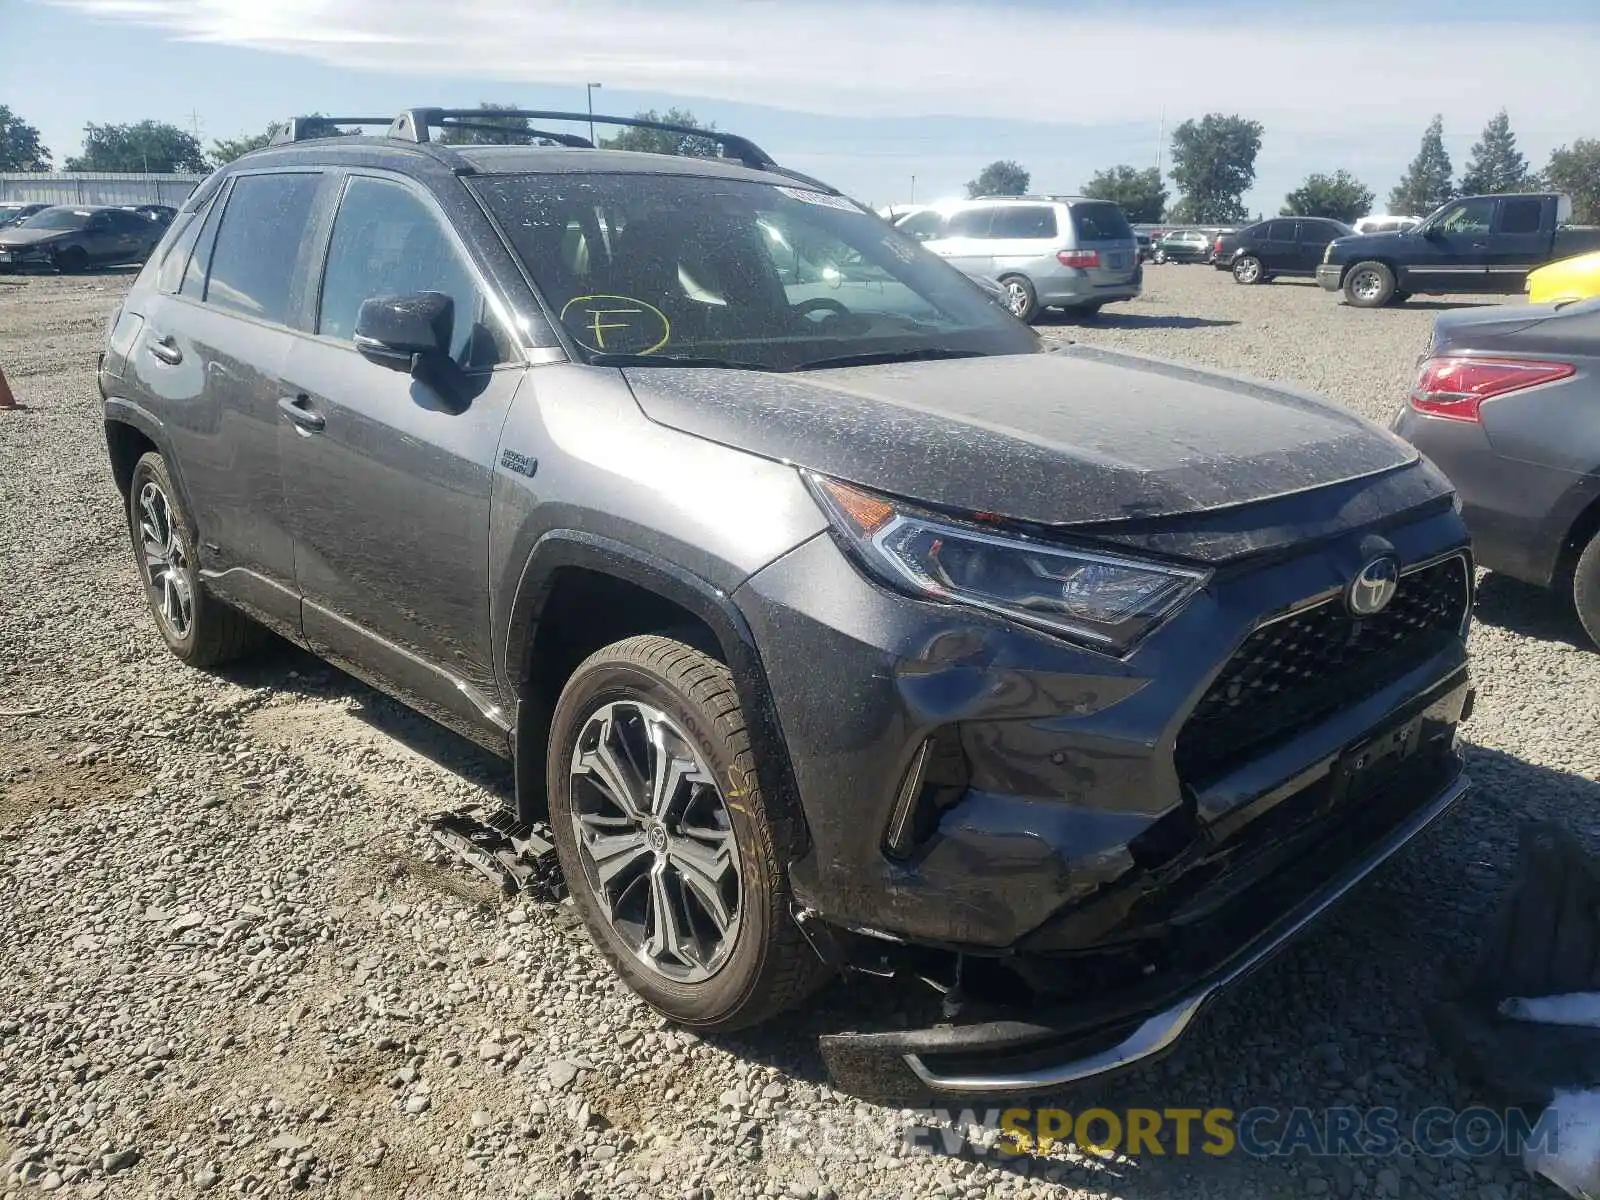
[1525,249,1600,307]
[0,205,164,272]
[905,196,1141,321]
[1318,193,1600,307]
[101,105,1472,1098]
[1153,229,1210,263]
[122,204,178,226]
[1351,215,1422,236]
[1215,217,1354,284]
[0,202,48,228]
[1393,298,1600,647]
[1135,231,1154,262]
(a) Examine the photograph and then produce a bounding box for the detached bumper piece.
[421,804,566,900]
[819,762,1470,1101]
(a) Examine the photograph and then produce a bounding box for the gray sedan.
[1392,298,1600,645]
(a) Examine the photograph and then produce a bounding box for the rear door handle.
[277,394,325,434]
[147,335,182,366]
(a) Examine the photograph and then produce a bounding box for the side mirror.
[354,292,454,374]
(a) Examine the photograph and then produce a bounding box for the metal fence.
[0,172,205,207]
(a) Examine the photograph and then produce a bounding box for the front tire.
[998,274,1038,323]
[126,452,262,667]
[548,635,826,1030]
[1573,531,1600,650]
[55,246,89,274]
[1344,261,1396,308]
[1232,254,1264,285]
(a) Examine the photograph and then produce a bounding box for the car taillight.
[1057,249,1100,268]
[1409,356,1575,422]
[1213,237,1223,253]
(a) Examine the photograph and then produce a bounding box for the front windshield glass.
[19,208,93,231]
[471,173,1038,370]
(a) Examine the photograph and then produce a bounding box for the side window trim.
[313,168,525,368]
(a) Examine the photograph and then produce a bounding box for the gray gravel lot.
[3,263,1595,1200]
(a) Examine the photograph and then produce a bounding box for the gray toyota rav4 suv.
[100,108,1474,1098]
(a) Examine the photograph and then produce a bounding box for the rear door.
[277,171,523,743]
[1066,201,1137,284]
[986,203,1061,279]
[923,206,997,279]
[1487,196,1547,292]
[1258,220,1298,272]
[125,171,326,632]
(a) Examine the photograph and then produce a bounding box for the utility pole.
[910,174,916,204]
[1156,106,1165,178]
[188,108,202,141]
[586,82,602,147]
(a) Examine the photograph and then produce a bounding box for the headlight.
[807,475,1208,654]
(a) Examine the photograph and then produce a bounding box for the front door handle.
[277,394,325,434]
[147,335,182,366]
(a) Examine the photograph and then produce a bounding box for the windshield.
[19,208,93,231]
[471,173,1038,371]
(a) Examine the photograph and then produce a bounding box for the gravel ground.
[3,263,1596,1200]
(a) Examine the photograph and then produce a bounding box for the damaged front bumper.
[820,719,1471,1099]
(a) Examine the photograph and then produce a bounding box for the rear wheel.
[1573,532,1600,649]
[126,452,263,666]
[1344,261,1396,308]
[1232,254,1264,284]
[998,274,1038,323]
[548,634,826,1030]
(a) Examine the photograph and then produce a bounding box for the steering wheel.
[792,297,853,321]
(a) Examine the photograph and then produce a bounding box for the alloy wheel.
[137,481,194,639]
[1233,257,1261,284]
[568,700,743,983]
[1003,281,1030,317]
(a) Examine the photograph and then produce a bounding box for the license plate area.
[1334,689,1462,804]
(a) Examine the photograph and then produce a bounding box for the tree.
[1387,116,1454,216]
[1459,109,1533,197]
[66,121,209,173]
[439,102,535,147]
[966,160,1030,198]
[1168,114,1264,224]
[1281,170,1374,223]
[1545,139,1600,224]
[1081,165,1167,223]
[0,105,51,171]
[601,108,721,158]
[209,114,356,165]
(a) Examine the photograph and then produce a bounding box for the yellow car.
[1526,249,1600,305]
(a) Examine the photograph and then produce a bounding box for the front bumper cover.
[819,728,1471,1099]
[1316,264,1345,292]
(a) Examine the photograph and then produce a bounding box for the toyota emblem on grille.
[1347,555,1400,617]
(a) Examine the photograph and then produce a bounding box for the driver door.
[1406,197,1493,292]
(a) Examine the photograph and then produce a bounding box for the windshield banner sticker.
[775,186,860,212]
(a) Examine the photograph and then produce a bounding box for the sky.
[6,0,1599,216]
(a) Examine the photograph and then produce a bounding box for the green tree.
[0,105,51,171]
[1545,139,1600,224]
[66,121,209,172]
[1081,165,1167,222]
[1168,114,1264,224]
[601,108,720,158]
[966,160,1030,198]
[439,102,535,147]
[1459,109,1533,196]
[1388,116,1454,216]
[1281,170,1374,222]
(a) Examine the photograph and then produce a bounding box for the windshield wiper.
[790,347,991,372]
[589,352,771,371]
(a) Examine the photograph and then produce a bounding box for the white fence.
[0,172,205,207]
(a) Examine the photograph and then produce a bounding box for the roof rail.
[388,108,778,170]
[268,116,393,146]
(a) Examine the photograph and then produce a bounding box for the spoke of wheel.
[645,716,699,821]
[667,836,735,935]
[586,829,652,893]
[579,719,646,820]
[645,865,692,969]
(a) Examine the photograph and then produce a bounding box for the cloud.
[47,0,1600,140]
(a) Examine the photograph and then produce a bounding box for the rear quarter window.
[1069,202,1132,242]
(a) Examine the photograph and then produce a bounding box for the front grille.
[1175,555,1469,781]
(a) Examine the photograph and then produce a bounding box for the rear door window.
[1069,202,1132,242]
[1498,198,1543,235]
[203,173,321,325]
[989,206,1058,239]
[1264,220,1296,242]
[944,208,995,238]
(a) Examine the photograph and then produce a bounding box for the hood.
[623,345,1417,527]
[1329,229,1412,257]
[0,228,71,247]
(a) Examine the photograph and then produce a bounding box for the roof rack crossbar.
[433,118,593,149]
[389,108,777,169]
[268,117,394,146]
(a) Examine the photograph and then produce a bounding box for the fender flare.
[103,398,200,531]
[502,530,806,839]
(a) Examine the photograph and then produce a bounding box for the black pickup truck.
[1316,192,1600,307]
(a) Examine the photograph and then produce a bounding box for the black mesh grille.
[1175,555,1469,781]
